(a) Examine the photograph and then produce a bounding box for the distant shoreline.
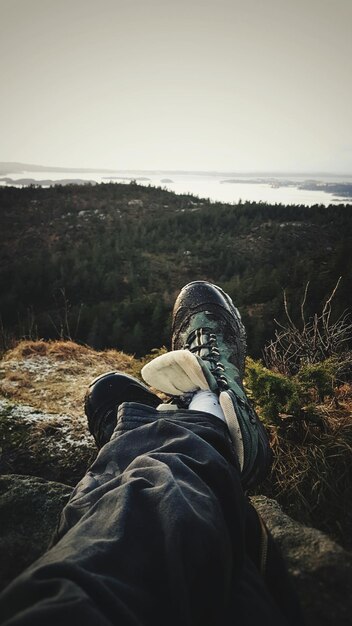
[1,166,351,206]
[221,178,352,198]
[1,176,352,200]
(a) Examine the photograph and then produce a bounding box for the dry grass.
[0,340,144,418]
[0,340,165,484]
[4,339,131,363]
[258,385,352,549]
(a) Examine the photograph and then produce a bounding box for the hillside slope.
[1,183,351,356]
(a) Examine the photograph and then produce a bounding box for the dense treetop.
[0,182,351,356]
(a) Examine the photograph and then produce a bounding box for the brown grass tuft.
[257,386,352,549]
[10,340,50,358]
[5,340,95,360]
[0,340,148,418]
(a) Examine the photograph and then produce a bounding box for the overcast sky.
[1,0,351,172]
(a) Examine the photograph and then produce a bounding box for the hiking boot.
[142,281,272,489]
[85,372,160,448]
[172,280,247,379]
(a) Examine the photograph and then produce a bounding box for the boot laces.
[185,329,229,390]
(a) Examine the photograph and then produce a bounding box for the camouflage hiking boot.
[142,281,272,490]
[172,280,247,386]
[85,372,160,448]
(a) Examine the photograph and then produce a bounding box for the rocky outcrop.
[0,399,96,485]
[252,496,352,626]
[0,474,72,591]
[0,475,350,626]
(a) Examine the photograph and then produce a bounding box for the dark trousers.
[0,403,303,626]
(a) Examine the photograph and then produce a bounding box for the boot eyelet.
[215,362,225,371]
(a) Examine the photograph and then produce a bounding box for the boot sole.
[141,350,210,395]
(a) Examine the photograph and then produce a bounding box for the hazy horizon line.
[0,161,351,178]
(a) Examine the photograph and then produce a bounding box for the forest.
[0,181,351,357]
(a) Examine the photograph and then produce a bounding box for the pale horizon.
[1,0,352,174]
[1,160,352,178]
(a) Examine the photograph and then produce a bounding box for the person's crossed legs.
[0,281,303,626]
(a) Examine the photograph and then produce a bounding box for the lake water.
[1,169,351,206]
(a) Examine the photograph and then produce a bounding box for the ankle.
[189,390,226,422]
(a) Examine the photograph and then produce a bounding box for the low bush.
[245,358,301,424]
[297,359,337,403]
[246,356,352,549]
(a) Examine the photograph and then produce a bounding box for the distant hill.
[0,182,351,356]
[0,162,117,175]
[2,162,350,178]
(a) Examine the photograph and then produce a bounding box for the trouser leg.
[0,404,292,626]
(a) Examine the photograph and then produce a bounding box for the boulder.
[1,477,351,626]
[0,474,72,591]
[253,495,352,626]
[0,399,96,485]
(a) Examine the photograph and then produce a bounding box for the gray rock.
[0,399,96,485]
[1,475,351,626]
[252,495,352,626]
[0,474,72,591]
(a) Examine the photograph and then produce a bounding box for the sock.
[189,390,226,422]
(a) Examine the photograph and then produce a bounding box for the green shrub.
[246,357,352,548]
[246,356,339,424]
[245,357,302,424]
[297,359,336,402]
